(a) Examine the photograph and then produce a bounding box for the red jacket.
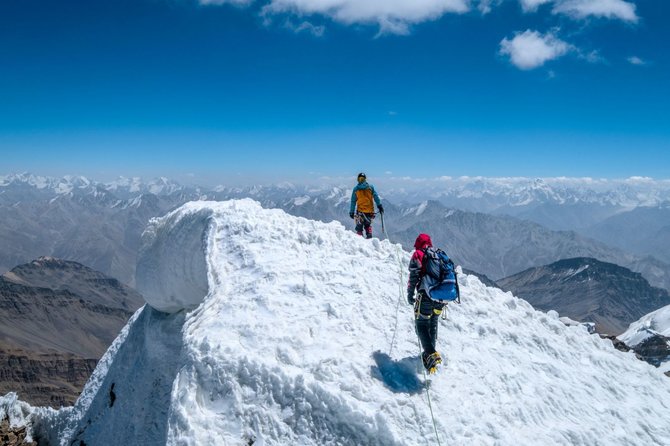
[407,233,432,298]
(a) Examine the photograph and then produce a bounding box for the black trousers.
[354,212,375,238]
[414,292,445,356]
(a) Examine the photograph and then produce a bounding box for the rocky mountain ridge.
[497,257,670,335]
[0,258,143,406]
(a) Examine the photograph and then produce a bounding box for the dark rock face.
[599,335,631,353]
[0,351,97,407]
[497,257,670,335]
[0,416,36,446]
[632,335,670,368]
[0,258,144,407]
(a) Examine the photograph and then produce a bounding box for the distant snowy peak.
[415,201,428,216]
[0,173,50,188]
[292,195,311,206]
[105,176,144,193]
[383,177,670,209]
[0,173,92,194]
[112,194,159,210]
[146,177,183,195]
[105,176,185,197]
[0,173,190,199]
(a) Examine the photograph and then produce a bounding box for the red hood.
[414,233,432,250]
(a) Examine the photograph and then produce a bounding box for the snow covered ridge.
[3,199,670,445]
[618,306,670,374]
[620,304,670,345]
[619,305,670,351]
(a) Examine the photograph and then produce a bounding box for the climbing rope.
[419,346,442,446]
[383,212,406,357]
[380,212,443,446]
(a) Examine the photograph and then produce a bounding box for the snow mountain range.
[383,176,670,208]
[2,199,669,445]
[2,172,670,292]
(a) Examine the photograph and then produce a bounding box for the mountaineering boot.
[424,352,442,374]
[422,351,429,369]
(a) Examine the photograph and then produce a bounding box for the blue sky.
[0,0,668,184]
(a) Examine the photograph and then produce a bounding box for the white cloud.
[520,0,551,12]
[199,1,639,37]
[500,29,571,70]
[259,1,472,34]
[627,56,646,65]
[553,0,638,22]
[519,0,639,22]
[478,0,503,14]
[199,0,255,5]
[285,19,326,36]
[582,49,605,64]
[375,17,411,36]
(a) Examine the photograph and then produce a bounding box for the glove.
[349,212,355,219]
[407,291,415,305]
[378,204,384,214]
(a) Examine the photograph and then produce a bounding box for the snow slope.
[619,305,670,345]
[4,199,670,445]
[619,305,670,373]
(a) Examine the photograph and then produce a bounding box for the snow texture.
[619,304,670,347]
[4,199,670,445]
[136,207,211,313]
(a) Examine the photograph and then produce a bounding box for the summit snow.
[4,200,669,446]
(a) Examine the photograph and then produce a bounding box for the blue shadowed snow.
[63,306,186,445]
[371,351,424,394]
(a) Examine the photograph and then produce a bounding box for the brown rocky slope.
[0,257,143,407]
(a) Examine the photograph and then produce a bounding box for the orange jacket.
[350,182,381,214]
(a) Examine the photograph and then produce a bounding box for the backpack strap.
[454,270,461,304]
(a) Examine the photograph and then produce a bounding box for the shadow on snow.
[370,350,425,394]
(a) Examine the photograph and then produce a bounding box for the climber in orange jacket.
[349,172,384,239]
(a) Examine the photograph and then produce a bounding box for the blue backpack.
[422,247,461,303]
